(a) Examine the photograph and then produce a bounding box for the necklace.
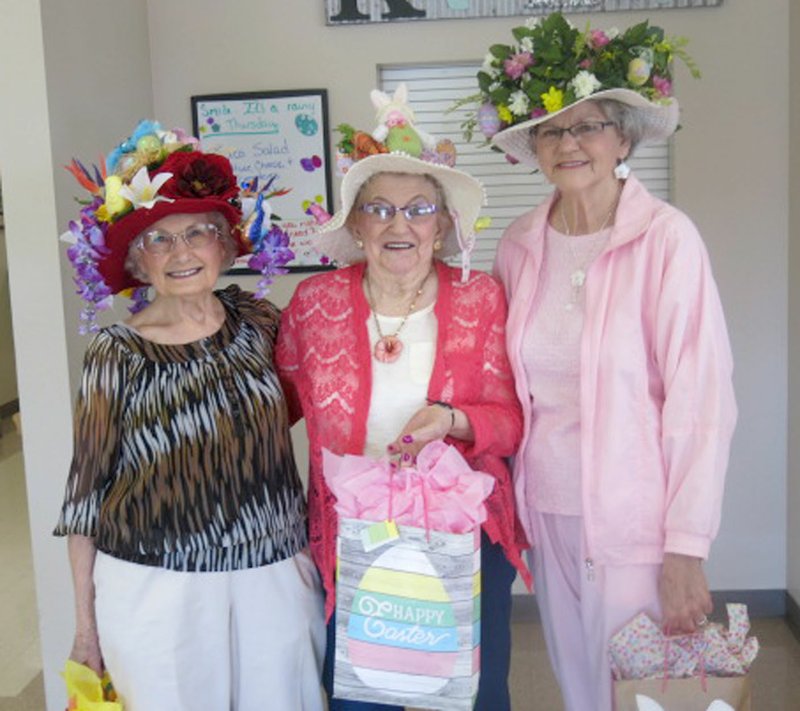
[560,188,620,311]
[365,269,432,363]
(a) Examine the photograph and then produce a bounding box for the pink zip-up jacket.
[494,175,737,567]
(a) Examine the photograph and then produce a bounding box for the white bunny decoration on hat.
[635,695,734,711]
[370,83,435,157]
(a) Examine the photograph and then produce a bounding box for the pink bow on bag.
[322,441,495,533]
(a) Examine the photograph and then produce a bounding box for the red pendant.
[374,336,403,363]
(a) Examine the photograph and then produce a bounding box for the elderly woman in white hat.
[276,86,531,711]
[471,14,737,710]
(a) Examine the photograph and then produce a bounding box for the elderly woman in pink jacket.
[471,14,737,710]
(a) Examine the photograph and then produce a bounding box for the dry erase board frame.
[191,89,334,272]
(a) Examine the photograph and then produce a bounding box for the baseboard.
[0,399,19,419]
[511,588,787,623]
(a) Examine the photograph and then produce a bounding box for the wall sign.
[191,90,333,270]
[326,0,722,24]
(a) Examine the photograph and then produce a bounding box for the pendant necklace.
[365,269,432,364]
[561,188,619,311]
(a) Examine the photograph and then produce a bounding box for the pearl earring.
[614,159,631,180]
[433,240,443,252]
[355,239,364,249]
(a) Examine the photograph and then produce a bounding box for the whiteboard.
[191,89,333,270]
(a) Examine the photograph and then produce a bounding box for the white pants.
[94,550,326,711]
[530,512,662,711]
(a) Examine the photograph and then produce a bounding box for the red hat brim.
[98,198,244,294]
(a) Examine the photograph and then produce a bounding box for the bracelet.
[428,400,456,431]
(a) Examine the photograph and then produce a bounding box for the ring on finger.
[695,615,708,627]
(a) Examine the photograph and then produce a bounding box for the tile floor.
[1,415,799,710]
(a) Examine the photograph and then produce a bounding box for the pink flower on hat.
[504,51,533,80]
[653,75,673,98]
[588,29,611,49]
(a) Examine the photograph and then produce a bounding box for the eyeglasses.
[533,120,617,146]
[137,222,221,255]
[359,201,438,223]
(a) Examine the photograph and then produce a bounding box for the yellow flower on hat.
[497,105,513,123]
[95,175,131,223]
[541,86,564,113]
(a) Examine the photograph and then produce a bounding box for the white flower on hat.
[520,36,534,53]
[509,91,531,117]
[118,166,174,210]
[570,70,602,99]
[524,17,540,29]
[481,52,496,71]
[607,27,620,39]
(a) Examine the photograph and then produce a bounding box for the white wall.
[1,1,792,708]
[788,0,800,609]
[147,0,790,592]
[0,1,154,707]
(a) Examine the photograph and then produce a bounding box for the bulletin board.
[191,89,333,270]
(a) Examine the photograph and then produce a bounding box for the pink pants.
[529,511,662,711]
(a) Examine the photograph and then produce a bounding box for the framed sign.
[191,89,333,271]
[326,0,722,24]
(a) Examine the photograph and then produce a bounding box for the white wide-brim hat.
[491,88,680,168]
[317,153,486,266]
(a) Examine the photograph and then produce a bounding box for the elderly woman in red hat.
[54,121,324,710]
[471,14,737,710]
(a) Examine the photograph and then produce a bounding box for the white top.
[522,224,609,515]
[364,303,437,458]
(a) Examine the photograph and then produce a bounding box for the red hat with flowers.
[64,120,293,333]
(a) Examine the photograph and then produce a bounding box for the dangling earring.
[614,158,631,180]
[433,239,443,252]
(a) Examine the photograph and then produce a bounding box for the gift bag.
[334,517,481,710]
[62,659,123,711]
[613,674,751,710]
[609,604,758,711]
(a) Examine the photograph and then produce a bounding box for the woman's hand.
[389,404,473,464]
[70,626,104,676]
[658,553,713,636]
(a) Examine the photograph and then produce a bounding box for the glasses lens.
[404,203,437,220]
[537,126,563,144]
[361,203,395,221]
[141,231,174,255]
[572,122,603,138]
[183,223,218,248]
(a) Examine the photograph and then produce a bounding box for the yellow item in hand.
[62,659,123,710]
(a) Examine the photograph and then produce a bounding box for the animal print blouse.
[54,285,308,572]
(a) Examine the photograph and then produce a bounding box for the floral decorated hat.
[64,120,293,332]
[314,84,486,280]
[462,12,699,166]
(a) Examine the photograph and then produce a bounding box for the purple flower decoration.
[128,287,151,314]
[66,214,114,334]
[246,193,295,298]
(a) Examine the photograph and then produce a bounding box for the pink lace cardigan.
[276,260,531,620]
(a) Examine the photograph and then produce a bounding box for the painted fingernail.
[402,453,411,462]
[402,435,414,444]
[387,443,398,453]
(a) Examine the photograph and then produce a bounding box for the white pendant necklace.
[560,189,620,311]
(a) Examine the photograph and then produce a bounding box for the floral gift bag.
[324,441,495,711]
[609,604,758,711]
